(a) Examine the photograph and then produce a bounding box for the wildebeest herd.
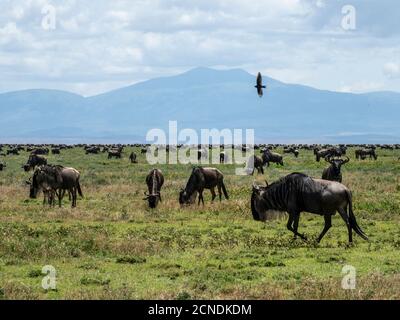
[1,142,399,243]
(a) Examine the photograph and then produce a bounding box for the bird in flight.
[255,72,266,97]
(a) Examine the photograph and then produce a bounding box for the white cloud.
[383,62,400,78]
[0,0,400,96]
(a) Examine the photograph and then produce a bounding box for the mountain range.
[1,67,400,144]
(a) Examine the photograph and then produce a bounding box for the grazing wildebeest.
[51,148,60,155]
[85,146,100,154]
[27,165,83,208]
[315,148,333,162]
[23,154,47,171]
[355,148,377,160]
[143,169,164,208]
[322,156,349,183]
[251,173,368,243]
[31,147,49,155]
[283,147,299,158]
[179,167,229,205]
[246,155,264,175]
[129,152,138,163]
[108,149,122,159]
[262,149,283,166]
[0,162,6,171]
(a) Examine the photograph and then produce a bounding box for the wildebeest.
[129,152,138,163]
[31,147,49,155]
[315,148,332,162]
[322,156,349,183]
[283,147,299,158]
[27,165,83,207]
[51,148,60,155]
[143,169,164,208]
[7,148,19,155]
[108,149,122,159]
[219,151,228,164]
[246,155,264,175]
[355,148,377,160]
[251,173,368,243]
[23,154,47,171]
[179,167,229,205]
[262,149,283,166]
[0,162,6,171]
[197,148,208,161]
[85,147,100,154]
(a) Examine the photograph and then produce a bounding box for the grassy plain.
[0,147,399,299]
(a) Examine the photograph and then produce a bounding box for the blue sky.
[0,0,399,96]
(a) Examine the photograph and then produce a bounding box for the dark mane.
[262,172,310,211]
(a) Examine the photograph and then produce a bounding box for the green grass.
[0,147,399,299]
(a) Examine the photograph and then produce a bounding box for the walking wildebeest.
[251,173,368,243]
[27,165,83,208]
[179,167,229,205]
[262,149,283,166]
[246,155,264,175]
[322,156,349,183]
[23,154,47,171]
[143,169,164,208]
[129,152,138,163]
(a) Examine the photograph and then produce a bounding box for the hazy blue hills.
[1,67,400,143]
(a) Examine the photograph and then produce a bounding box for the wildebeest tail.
[77,180,84,198]
[346,190,368,240]
[221,181,229,200]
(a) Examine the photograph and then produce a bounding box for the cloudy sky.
[0,0,399,96]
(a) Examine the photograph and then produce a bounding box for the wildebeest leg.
[260,166,264,175]
[210,188,216,202]
[287,212,307,240]
[197,190,204,206]
[217,184,222,201]
[317,214,332,243]
[71,188,77,208]
[338,208,352,243]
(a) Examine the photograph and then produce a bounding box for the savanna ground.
[0,146,399,300]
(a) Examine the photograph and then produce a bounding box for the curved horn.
[252,182,261,192]
[343,156,350,164]
[324,156,332,163]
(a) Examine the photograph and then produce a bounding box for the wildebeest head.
[251,181,269,221]
[325,156,349,175]
[143,191,160,208]
[179,188,189,205]
[26,172,39,199]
